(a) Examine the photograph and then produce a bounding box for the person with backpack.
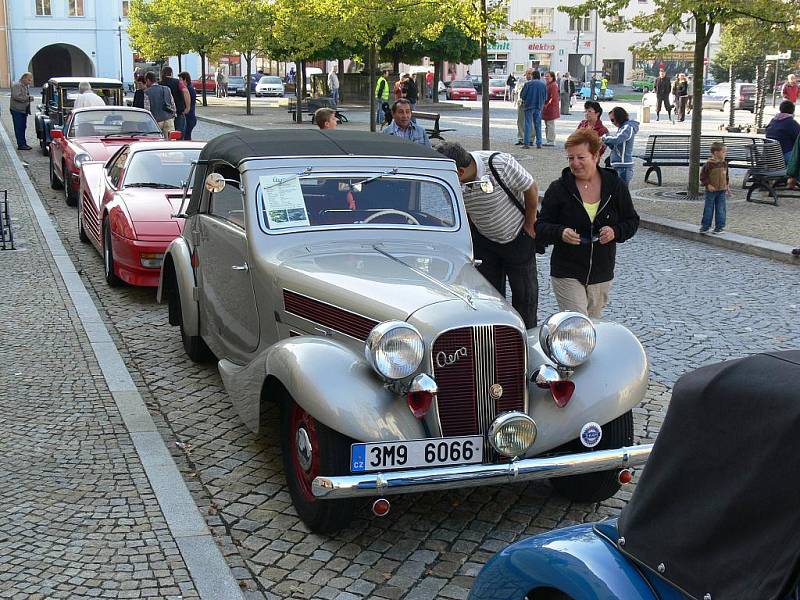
[144,71,176,135]
[375,70,390,127]
[160,66,190,137]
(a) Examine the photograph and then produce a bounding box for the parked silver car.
[703,82,756,112]
[158,130,652,532]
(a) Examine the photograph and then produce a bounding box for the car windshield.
[63,87,122,108]
[260,76,282,84]
[452,81,474,88]
[124,149,202,189]
[489,79,504,86]
[69,110,161,137]
[228,77,245,85]
[257,174,456,231]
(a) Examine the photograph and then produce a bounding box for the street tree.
[420,25,481,104]
[222,0,272,116]
[559,0,795,198]
[710,18,800,83]
[127,0,187,67]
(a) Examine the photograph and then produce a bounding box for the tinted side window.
[107,148,129,188]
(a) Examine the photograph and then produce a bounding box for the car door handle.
[231,263,249,271]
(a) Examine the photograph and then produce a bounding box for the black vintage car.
[35,77,124,155]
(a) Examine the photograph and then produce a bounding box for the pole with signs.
[766,51,791,107]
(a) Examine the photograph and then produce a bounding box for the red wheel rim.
[289,403,319,502]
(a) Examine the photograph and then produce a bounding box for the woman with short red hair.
[535,128,640,318]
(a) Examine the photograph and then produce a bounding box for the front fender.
[158,237,198,336]
[468,522,657,600]
[525,321,649,454]
[223,337,427,441]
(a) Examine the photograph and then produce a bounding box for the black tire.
[170,279,213,362]
[78,200,89,243]
[103,221,122,286]
[549,411,634,503]
[40,136,49,156]
[281,397,356,533]
[63,162,77,206]
[49,153,63,190]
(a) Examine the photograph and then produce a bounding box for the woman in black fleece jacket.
[535,128,639,318]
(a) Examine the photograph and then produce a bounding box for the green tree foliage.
[222,0,272,115]
[128,0,186,62]
[559,0,795,197]
[710,19,800,83]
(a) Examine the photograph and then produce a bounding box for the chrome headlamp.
[539,312,596,368]
[488,412,537,458]
[74,152,91,168]
[365,321,424,380]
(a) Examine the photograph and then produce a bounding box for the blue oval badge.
[580,422,603,448]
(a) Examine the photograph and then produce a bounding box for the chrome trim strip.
[474,325,495,459]
[312,444,653,499]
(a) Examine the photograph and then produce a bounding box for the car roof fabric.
[199,129,444,166]
[618,350,800,600]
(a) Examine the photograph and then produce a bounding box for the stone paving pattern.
[3,98,799,599]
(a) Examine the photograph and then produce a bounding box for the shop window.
[569,15,592,32]
[122,0,129,17]
[530,7,554,32]
[35,0,51,16]
[68,0,85,17]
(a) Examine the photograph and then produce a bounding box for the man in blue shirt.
[383,99,431,147]
[520,71,546,149]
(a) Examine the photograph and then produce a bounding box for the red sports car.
[487,78,507,100]
[49,106,176,206]
[446,80,478,101]
[78,141,205,287]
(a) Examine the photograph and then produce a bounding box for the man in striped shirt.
[437,142,540,328]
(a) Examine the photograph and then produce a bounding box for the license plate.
[350,436,483,472]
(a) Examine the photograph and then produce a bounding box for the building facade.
[470,0,720,84]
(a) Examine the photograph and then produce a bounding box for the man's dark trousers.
[471,225,538,328]
[174,114,187,138]
[11,110,28,147]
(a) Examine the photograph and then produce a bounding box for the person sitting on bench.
[382,99,431,147]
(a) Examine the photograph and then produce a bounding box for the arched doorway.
[29,44,94,86]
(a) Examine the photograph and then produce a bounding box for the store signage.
[488,41,511,51]
[528,42,557,52]
[766,51,791,61]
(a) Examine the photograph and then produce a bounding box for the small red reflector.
[407,391,433,418]
[191,250,199,268]
[618,469,633,485]
[550,381,575,408]
[372,498,390,517]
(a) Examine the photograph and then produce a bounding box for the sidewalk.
[0,116,245,598]
[196,105,800,265]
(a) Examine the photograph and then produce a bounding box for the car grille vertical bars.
[473,325,496,460]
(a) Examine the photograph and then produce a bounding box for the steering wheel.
[362,209,420,225]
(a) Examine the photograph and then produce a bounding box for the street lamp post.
[118,17,124,86]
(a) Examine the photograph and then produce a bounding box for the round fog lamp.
[488,412,537,458]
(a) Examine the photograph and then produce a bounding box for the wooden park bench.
[635,134,761,186]
[288,97,349,124]
[412,111,455,140]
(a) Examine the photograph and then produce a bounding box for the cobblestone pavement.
[4,102,800,600]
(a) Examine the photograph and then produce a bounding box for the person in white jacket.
[327,67,340,106]
[73,82,107,109]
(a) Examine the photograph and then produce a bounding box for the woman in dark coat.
[179,71,197,141]
[535,128,639,318]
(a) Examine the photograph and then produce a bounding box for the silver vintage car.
[158,130,652,532]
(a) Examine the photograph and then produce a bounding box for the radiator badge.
[436,346,468,368]
[580,422,603,448]
[489,383,503,400]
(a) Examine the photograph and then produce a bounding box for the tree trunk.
[480,0,490,150]
[295,60,304,123]
[369,44,377,133]
[687,21,708,199]
[433,60,441,104]
[393,54,400,76]
[178,54,182,73]
[245,53,252,116]
[338,58,345,102]
[200,52,207,107]
[728,66,735,128]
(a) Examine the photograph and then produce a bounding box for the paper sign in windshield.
[260,175,310,229]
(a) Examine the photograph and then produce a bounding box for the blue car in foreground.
[578,82,614,101]
[469,351,800,600]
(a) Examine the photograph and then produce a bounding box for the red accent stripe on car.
[283,290,378,341]
[493,325,526,414]
[432,327,478,437]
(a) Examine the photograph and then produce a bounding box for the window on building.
[530,8,554,32]
[122,0,129,17]
[68,0,84,16]
[670,16,696,34]
[35,0,51,15]
[569,15,592,32]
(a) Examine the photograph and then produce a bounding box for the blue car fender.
[468,522,668,600]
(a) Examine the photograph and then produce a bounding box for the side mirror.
[50,129,63,139]
[205,172,226,193]
[168,130,182,140]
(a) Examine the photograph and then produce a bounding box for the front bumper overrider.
[312,444,653,499]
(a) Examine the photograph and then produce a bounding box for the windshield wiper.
[103,132,162,138]
[126,182,179,189]
[350,168,399,192]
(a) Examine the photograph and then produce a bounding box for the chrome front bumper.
[312,444,653,499]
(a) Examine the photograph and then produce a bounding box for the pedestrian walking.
[72,81,106,109]
[506,73,516,102]
[327,67,340,106]
[179,71,197,141]
[160,66,190,138]
[654,69,673,122]
[514,69,532,146]
[542,71,560,146]
[675,73,689,121]
[600,74,609,100]
[383,99,430,147]
[765,101,800,164]
[559,72,575,115]
[536,128,639,319]
[435,142,541,328]
[143,72,176,135]
[782,74,799,103]
[402,74,419,112]
[699,141,730,234]
[215,69,226,98]
[393,75,404,102]
[602,107,639,185]
[426,70,434,99]
[10,72,34,150]
[576,100,609,158]
[314,107,338,130]
[375,70,390,127]
[521,71,546,149]
[132,75,149,110]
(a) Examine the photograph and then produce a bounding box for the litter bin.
[641,104,651,124]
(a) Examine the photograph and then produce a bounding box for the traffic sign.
[766,51,791,61]
[580,55,592,66]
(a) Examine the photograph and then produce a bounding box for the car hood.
[74,138,158,161]
[119,189,184,237]
[275,241,503,323]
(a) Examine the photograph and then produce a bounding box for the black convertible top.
[618,351,800,600]
[199,129,444,166]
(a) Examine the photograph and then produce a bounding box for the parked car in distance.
[630,75,656,92]
[157,129,652,533]
[192,74,216,93]
[447,80,478,101]
[35,77,124,155]
[703,82,755,112]
[468,351,800,600]
[468,75,483,94]
[487,78,506,100]
[226,76,246,96]
[48,106,173,206]
[255,75,285,97]
[78,142,205,286]
[578,81,615,100]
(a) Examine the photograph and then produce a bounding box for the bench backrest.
[412,111,440,122]
[751,139,786,170]
[641,134,759,166]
